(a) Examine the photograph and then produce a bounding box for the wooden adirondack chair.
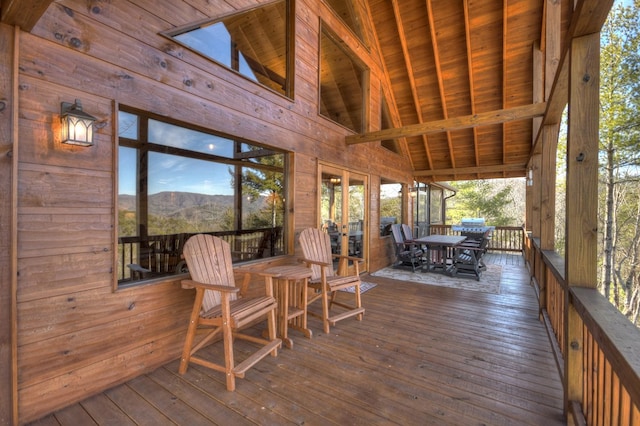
[178,234,281,391]
[299,227,365,334]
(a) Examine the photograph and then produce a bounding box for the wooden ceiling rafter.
[391,0,434,170]
[426,0,457,173]
[463,0,480,173]
[363,1,414,165]
[501,0,508,176]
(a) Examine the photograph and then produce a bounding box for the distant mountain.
[118,191,266,219]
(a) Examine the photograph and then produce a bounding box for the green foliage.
[380,196,401,219]
[446,180,522,226]
[597,1,640,324]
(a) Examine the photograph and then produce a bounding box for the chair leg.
[355,282,363,321]
[220,296,236,391]
[179,289,205,374]
[321,287,331,334]
[266,303,279,357]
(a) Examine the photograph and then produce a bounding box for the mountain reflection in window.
[165,1,291,97]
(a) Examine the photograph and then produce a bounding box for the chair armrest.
[181,279,241,293]
[233,267,280,297]
[331,254,364,263]
[299,257,332,268]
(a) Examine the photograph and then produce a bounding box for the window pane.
[168,1,290,96]
[380,181,401,236]
[147,152,234,235]
[117,109,287,285]
[241,165,285,229]
[380,95,400,154]
[148,119,235,158]
[430,187,443,224]
[118,146,137,237]
[324,0,367,45]
[319,26,366,132]
[118,111,138,139]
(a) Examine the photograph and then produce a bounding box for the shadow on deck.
[29,253,565,425]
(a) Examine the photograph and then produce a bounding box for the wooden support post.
[564,31,600,422]
[0,23,19,426]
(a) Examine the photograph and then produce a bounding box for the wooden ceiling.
[3,0,581,184]
[353,0,568,183]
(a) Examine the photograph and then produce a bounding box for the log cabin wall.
[4,0,414,422]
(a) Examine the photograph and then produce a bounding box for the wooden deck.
[28,253,566,425]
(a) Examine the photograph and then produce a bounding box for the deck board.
[28,253,566,425]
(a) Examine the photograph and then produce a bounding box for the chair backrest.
[401,224,414,241]
[390,224,404,246]
[299,228,336,280]
[182,234,237,311]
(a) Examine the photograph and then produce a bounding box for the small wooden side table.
[264,265,313,349]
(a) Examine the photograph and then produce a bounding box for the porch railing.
[525,234,640,425]
[428,224,524,253]
[117,227,283,283]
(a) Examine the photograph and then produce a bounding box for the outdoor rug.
[371,264,502,294]
[339,281,377,293]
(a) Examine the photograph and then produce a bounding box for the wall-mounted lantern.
[60,99,96,146]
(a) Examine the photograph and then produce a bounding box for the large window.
[117,107,287,285]
[319,23,367,132]
[163,1,293,97]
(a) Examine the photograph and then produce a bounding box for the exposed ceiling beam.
[1,0,53,31]
[414,163,525,177]
[346,102,546,145]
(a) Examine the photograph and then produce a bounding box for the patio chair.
[299,227,365,334]
[391,224,424,272]
[447,235,489,281]
[178,234,281,391]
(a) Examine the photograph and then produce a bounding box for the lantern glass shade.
[61,100,96,146]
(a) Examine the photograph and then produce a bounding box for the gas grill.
[451,218,494,240]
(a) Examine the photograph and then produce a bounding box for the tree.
[446,179,523,226]
[235,150,285,229]
[599,1,640,322]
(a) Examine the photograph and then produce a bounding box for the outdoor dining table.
[414,235,467,273]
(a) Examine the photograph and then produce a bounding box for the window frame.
[115,106,289,288]
[161,0,295,99]
[318,21,369,133]
[379,179,403,237]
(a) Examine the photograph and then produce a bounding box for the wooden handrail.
[117,227,284,282]
[428,224,524,253]
[527,234,640,425]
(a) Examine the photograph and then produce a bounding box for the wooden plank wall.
[10,0,414,422]
[0,22,17,426]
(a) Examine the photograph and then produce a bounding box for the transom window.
[324,0,367,46]
[163,0,292,97]
[117,107,287,286]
